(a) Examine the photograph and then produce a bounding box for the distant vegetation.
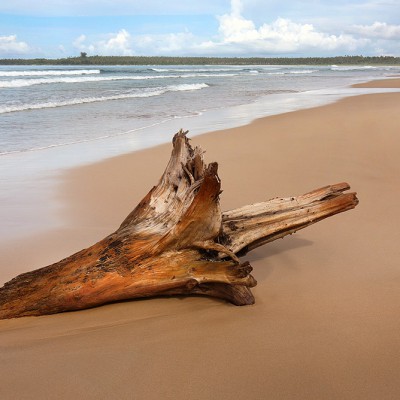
[0,55,399,66]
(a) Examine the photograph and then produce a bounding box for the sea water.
[2,64,400,156]
[1,64,400,240]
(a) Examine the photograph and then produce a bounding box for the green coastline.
[1,55,399,66]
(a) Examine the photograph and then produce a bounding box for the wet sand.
[1,79,400,399]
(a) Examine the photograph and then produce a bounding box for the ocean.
[1,63,400,239]
[2,64,400,156]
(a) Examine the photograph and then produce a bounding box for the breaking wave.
[0,83,209,114]
[330,65,377,71]
[150,67,242,73]
[289,69,318,74]
[0,73,235,88]
[0,69,100,77]
[266,69,317,75]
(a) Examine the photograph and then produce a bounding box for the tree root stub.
[0,130,358,319]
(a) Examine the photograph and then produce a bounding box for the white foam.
[0,69,100,77]
[266,69,317,75]
[0,73,234,88]
[167,83,208,91]
[289,69,318,74]
[0,75,166,88]
[0,83,209,114]
[330,65,377,71]
[150,67,241,73]
[180,73,237,78]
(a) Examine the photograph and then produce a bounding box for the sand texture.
[1,80,400,399]
[352,77,400,88]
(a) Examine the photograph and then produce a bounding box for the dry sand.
[1,80,400,399]
[352,77,400,88]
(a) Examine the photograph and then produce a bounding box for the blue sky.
[0,0,399,58]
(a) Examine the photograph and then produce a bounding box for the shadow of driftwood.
[243,236,314,282]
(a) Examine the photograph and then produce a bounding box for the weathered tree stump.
[0,130,358,319]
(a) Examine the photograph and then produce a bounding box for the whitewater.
[1,64,400,156]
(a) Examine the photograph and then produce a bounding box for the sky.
[0,0,399,58]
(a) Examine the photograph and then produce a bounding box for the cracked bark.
[0,130,359,319]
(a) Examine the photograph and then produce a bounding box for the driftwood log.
[0,130,358,319]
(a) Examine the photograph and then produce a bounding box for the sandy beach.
[1,79,400,399]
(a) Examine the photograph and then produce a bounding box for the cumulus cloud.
[73,34,90,50]
[69,0,395,56]
[73,30,133,55]
[131,1,363,56]
[73,28,199,56]
[0,35,30,56]
[209,1,361,54]
[349,22,400,39]
[101,29,133,55]
[134,31,196,54]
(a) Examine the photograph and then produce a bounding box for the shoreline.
[1,76,400,248]
[1,79,400,399]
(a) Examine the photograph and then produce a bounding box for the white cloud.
[73,34,96,54]
[191,0,365,55]
[73,30,133,55]
[73,29,198,56]
[210,2,361,54]
[349,22,400,39]
[73,34,88,49]
[101,30,133,55]
[126,1,364,56]
[134,32,196,54]
[0,35,30,56]
[68,0,396,57]
[218,12,258,43]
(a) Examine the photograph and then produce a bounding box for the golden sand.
[1,80,400,399]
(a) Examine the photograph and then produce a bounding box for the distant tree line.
[0,55,399,66]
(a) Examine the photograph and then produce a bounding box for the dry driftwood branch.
[0,130,358,319]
